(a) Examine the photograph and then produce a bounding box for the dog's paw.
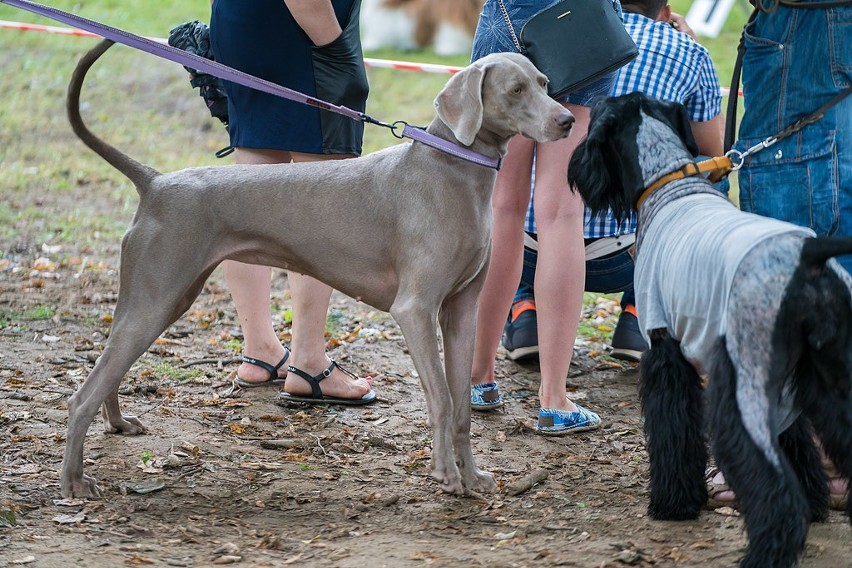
[464,468,497,493]
[431,464,464,495]
[103,413,145,435]
[61,473,101,499]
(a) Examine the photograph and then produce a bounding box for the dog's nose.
[557,112,575,132]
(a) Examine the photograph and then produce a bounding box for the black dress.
[210,0,369,155]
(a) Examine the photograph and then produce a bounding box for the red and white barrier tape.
[0,18,736,96]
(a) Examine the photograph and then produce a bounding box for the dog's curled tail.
[67,39,159,193]
[801,237,852,270]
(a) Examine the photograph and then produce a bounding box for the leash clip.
[727,135,778,170]
[389,120,408,139]
[361,114,409,139]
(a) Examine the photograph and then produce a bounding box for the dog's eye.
[511,84,524,95]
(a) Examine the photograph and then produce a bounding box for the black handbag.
[497,0,638,99]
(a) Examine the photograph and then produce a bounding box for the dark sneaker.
[610,305,649,362]
[502,300,539,362]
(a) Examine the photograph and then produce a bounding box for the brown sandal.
[823,458,849,511]
[705,466,738,509]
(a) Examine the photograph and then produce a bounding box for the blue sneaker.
[536,404,601,435]
[471,382,503,411]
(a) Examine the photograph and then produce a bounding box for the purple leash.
[1,0,501,170]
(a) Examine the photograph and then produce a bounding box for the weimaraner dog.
[61,39,574,498]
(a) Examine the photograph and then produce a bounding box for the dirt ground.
[1,197,851,568]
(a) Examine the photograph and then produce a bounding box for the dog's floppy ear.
[658,99,699,156]
[568,99,637,223]
[434,63,486,146]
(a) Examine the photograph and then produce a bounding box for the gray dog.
[60,40,574,499]
[567,92,852,568]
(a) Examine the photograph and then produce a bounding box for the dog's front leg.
[439,272,496,494]
[391,296,463,494]
[640,329,707,520]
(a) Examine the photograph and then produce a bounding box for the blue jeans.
[735,2,852,272]
[515,241,636,308]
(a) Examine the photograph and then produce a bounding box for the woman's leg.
[471,136,536,386]
[226,148,370,398]
[532,103,589,411]
[225,148,293,383]
[283,151,372,399]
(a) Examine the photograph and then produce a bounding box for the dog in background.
[361,0,483,56]
[567,92,852,568]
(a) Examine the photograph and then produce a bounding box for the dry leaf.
[239,462,287,470]
[53,512,85,524]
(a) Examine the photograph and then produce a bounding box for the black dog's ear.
[568,98,639,223]
[656,99,699,156]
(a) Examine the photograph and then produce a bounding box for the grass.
[0,304,56,323]
[153,362,203,382]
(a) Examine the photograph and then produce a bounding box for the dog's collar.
[400,124,502,170]
[636,156,732,209]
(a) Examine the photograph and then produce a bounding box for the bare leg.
[224,148,293,383]
[284,271,371,399]
[224,148,371,398]
[532,103,589,411]
[471,135,535,386]
[224,261,288,381]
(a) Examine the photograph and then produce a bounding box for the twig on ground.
[505,468,549,497]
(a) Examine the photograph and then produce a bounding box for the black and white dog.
[567,92,852,568]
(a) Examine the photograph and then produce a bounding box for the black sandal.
[278,360,376,405]
[234,348,290,388]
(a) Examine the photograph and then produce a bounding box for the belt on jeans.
[523,232,636,261]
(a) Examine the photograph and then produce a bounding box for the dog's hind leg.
[792,263,852,521]
[438,270,496,493]
[778,414,828,522]
[707,339,808,568]
[391,293,463,494]
[796,360,852,521]
[61,234,217,498]
[640,329,707,520]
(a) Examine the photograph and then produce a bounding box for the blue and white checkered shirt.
[526,11,723,237]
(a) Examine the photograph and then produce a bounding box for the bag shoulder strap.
[496,0,524,53]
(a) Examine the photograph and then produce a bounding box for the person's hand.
[669,12,696,39]
[284,0,343,46]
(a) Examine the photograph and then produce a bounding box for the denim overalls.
[735,1,852,271]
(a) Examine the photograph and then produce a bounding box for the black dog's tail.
[801,237,852,270]
[67,39,160,194]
